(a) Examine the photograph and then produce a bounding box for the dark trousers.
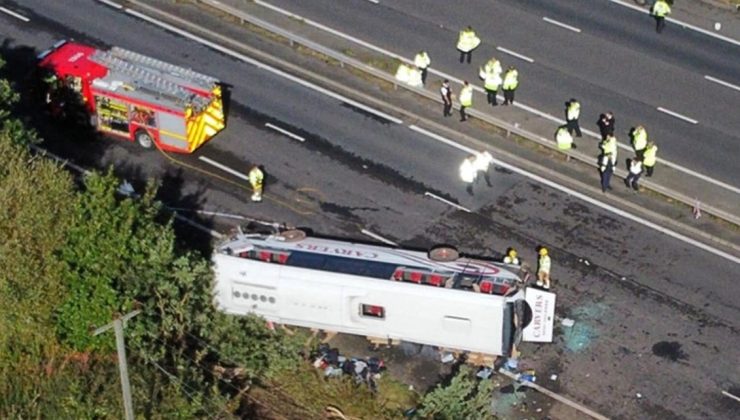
[486,89,498,105]
[420,67,428,85]
[625,172,642,190]
[600,168,613,192]
[566,119,582,137]
[503,89,515,105]
[645,165,654,177]
[655,16,665,33]
[460,105,469,121]
[465,171,492,195]
[599,128,612,140]
[459,50,472,64]
[443,101,452,117]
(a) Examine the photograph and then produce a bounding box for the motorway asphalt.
[1,0,738,418]
[260,0,740,187]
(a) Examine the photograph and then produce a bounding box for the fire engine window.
[95,95,129,135]
[360,304,385,319]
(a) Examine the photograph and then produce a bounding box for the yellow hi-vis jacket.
[643,144,658,167]
[395,64,423,87]
[414,51,431,69]
[457,29,481,52]
[538,255,551,274]
[632,127,648,151]
[484,59,502,77]
[652,0,671,17]
[249,167,264,187]
[503,69,519,90]
[567,101,581,120]
[601,136,618,165]
[556,127,573,150]
[459,85,474,107]
[479,68,502,90]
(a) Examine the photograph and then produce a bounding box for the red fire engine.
[37,40,225,153]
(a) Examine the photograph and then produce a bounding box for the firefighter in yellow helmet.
[248,165,264,202]
[503,247,520,266]
[537,247,551,289]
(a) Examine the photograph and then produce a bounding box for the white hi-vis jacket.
[538,255,551,274]
[459,157,477,183]
[567,101,580,120]
[459,151,493,183]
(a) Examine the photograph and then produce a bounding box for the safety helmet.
[539,248,548,256]
[507,248,517,258]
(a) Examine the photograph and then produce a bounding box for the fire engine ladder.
[108,47,219,91]
[90,51,210,108]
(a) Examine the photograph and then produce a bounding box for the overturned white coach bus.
[212,228,555,357]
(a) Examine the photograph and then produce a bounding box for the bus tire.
[279,229,307,242]
[135,129,154,149]
[428,245,459,262]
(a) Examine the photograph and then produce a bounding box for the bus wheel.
[135,129,154,149]
[428,245,459,262]
[279,229,307,242]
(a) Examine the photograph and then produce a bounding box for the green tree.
[418,366,495,420]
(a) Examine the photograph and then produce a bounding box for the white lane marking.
[250,1,739,197]
[543,16,581,33]
[365,0,380,4]
[657,107,699,124]
[265,122,305,142]
[361,229,398,246]
[722,390,740,403]
[424,192,472,213]
[124,8,402,125]
[608,0,740,48]
[496,46,535,63]
[142,2,740,197]
[198,156,249,181]
[97,0,123,9]
[410,125,739,265]
[168,208,248,220]
[0,6,30,22]
[705,75,740,93]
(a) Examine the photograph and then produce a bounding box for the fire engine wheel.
[135,129,154,149]
[428,245,459,262]
[278,229,307,242]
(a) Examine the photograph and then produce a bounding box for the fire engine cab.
[37,40,225,153]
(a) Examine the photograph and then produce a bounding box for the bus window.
[361,304,385,319]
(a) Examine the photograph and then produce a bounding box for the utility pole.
[93,309,141,420]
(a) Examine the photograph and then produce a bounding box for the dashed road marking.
[125,7,402,125]
[0,6,29,22]
[361,229,398,246]
[365,0,380,4]
[657,107,699,124]
[704,75,740,93]
[97,0,123,9]
[265,122,305,142]
[413,126,739,265]
[608,0,740,48]
[424,192,471,213]
[543,17,581,33]
[198,156,249,181]
[241,0,739,197]
[496,46,535,63]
